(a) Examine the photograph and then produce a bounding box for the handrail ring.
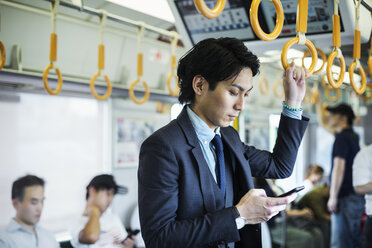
[129,78,150,104]
[166,72,180,96]
[193,0,226,19]
[259,77,269,95]
[250,0,284,41]
[90,71,112,100]
[349,61,367,95]
[42,63,63,95]
[281,37,318,77]
[326,50,346,89]
[0,40,5,70]
[302,48,326,74]
[325,87,341,102]
[273,80,284,98]
[321,73,334,90]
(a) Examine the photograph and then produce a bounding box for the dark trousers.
[365,216,372,248]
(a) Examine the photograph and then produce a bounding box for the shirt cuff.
[282,106,302,120]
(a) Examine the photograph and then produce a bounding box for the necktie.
[212,134,226,197]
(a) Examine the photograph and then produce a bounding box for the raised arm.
[78,206,101,244]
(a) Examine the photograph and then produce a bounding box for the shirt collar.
[6,218,38,233]
[186,105,221,145]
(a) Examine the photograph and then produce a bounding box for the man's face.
[13,185,45,225]
[328,113,343,128]
[90,188,115,213]
[194,68,253,130]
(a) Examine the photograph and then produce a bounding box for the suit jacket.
[138,106,309,248]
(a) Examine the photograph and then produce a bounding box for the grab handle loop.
[326,0,345,89]
[325,87,341,102]
[166,33,180,96]
[90,10,112,101]
[0,40,6,70]
[129,25,150,104]
[302,48,326,74]
[43,0,63,95]
[349,1,366,95]
[368,40,372,77]
[321,73,335,90]
[273,80,284,98]
[258,67,269,95]
[193,0,226,19]
[281,0,317,76]
[281,37,317,77]
[250,0,284,41]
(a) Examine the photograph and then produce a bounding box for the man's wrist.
[284,100,302,109]
[232,206,241,218]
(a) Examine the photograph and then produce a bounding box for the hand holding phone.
[277,186,304,197]
[121,229,140,244]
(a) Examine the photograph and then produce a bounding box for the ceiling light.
[107,0,175,23]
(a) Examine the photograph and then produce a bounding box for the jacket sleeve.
[245,114,309,178]
[138,135,240,248]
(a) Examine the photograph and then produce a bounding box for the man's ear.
[192,75,206,96]
[88,186,97,200]
[12,199,19,210]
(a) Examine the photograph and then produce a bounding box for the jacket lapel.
[177,107,217,213]
[221,128,255,190]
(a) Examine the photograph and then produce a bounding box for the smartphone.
[277,186,305,197]
[121,229,140,243]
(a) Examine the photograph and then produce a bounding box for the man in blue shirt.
[138,37,309,248]
[325,103,365,248]
[0,175,59,248]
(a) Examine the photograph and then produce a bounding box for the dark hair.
[305,165,324,179]
[85,174,127,200]
[12,175,45,201]
[177,37,260,104]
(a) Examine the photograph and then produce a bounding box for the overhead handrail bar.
[326,0,346,89]
[193,0,226,19]
[281,0,317,77]
[0,40,5,70]
[166,32,180,96]
[302,48,326,74]
[42,0,63,95]
[41,0,181,40]
[129,24,150,104]
[250,0,284,41]
[349,0,367,95]
[90,10,112,101]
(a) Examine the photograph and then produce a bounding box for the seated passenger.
[255,178,324,248]
[298,165,324,200]
[130,205,145,248]
[297,184,331,248]
[0,174,59,248]
[70,174,135,248]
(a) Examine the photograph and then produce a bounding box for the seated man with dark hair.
[0,174,59,248]
[70,174,135,248]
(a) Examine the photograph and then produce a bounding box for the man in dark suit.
[138,37,309,248]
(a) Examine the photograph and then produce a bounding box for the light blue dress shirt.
[0,218,59,248]
[186,106,302,181]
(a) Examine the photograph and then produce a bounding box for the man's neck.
[14,216,36,234]
[335,122,350,133]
